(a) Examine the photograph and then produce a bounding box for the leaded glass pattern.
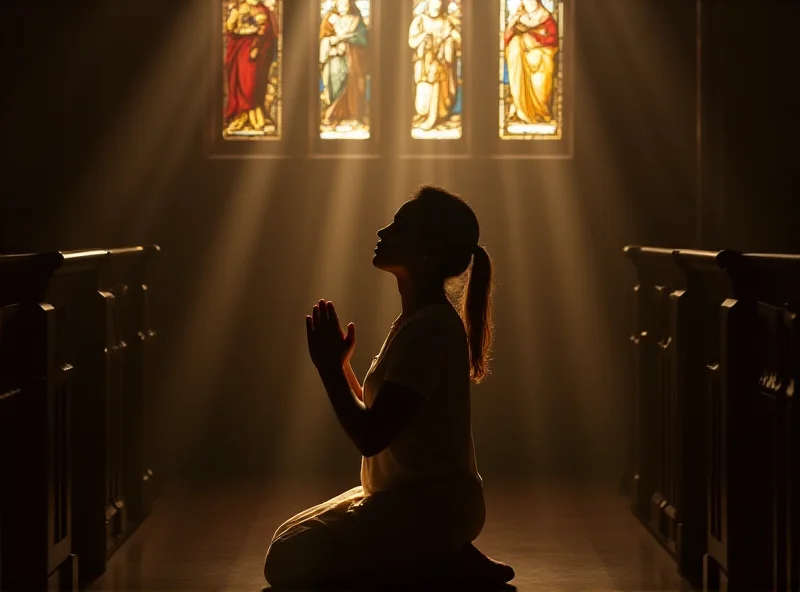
[222,0,282,140]
[499,0,563,140]
[409,0,463,140]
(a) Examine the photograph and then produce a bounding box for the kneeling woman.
[264,186,514,588]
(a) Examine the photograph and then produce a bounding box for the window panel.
[222,0,283,140]
[319,0,372,140]
[409,0,463,140]
[500,0,563,140]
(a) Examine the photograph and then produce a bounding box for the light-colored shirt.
[360,303,482,496]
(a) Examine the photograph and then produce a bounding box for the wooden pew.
[671,249,740,589]
[793,341,799,592]
[625,246,742,589]
[748,302,796,592]
[28,250,125,587]
[56,246,160,586]
[44,250,127,588]
[742,254,798,592]
[623,246,686,549]
[794,342,799,592]
[0,252,79,591]
[0,246,160,590]
[620,247,640,502]
[712,254,800,590]
[101,246,160,524]
[697,252,800,592]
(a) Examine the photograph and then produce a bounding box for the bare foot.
[446,543,515,584]
[400,543,514,587]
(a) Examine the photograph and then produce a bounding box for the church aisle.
[89,478,693,592]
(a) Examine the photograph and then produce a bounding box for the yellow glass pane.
[499,0,563,140]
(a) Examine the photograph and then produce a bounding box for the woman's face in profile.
[373,200,427,276]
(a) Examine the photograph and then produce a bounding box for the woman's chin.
[372,254,395,272]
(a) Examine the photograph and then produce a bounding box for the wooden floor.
[89,477,694,592]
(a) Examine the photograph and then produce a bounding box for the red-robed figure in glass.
[503,0,558,125]
[224,0,279,135]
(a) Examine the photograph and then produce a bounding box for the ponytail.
[410,185,494,382]
[461,244,494,383]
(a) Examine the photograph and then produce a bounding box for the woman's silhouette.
[264,186,514,588]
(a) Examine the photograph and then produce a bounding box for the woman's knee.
[264,524,333,588]
[264,537,300,588]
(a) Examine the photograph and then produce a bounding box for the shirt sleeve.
[381,313,449,401]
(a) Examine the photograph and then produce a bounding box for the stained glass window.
[500,0,563,140]
[222,0,282,140]
[319,1,372,140]
[409,0,463,140]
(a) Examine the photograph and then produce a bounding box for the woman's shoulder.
[402,303,464,335]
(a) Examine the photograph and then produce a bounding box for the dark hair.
[413,185,495,383]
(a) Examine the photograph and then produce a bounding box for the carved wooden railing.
[102,247,159,524]
[0,246,159,591]
[0,252,77,592]
[624,246,800,592]
[703,253,799,592]
[623,246,686,555]
[671,249,738,589]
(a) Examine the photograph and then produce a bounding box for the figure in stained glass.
[409,0,462,139]
[223,0,281,138]
[500,0,561,139]
[319,0,371,139]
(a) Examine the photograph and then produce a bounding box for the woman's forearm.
[344,360,363,401]
[318,364,371,455]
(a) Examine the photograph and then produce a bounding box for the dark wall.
[2,1,709,481]
[699,1,799,252]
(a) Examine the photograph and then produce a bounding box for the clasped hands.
[305,299,356,374]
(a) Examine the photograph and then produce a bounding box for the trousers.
[264,475,485,588]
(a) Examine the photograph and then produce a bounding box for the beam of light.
[597,1,698,222]
[65,2,212,247]
[495,160,550,470]
[538,159,621,471]
[371,0,462,348]
[374,164,410,332]
[489,0,667,471]
[270,160,431,480]
[122,81,210,242]
[516,10,660,471]
[277,158,371,476]
[162,1,317,471]
[161,158,278,469]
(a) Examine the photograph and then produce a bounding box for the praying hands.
[305,300,356,373]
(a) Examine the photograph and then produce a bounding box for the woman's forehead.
[395,200,420,219]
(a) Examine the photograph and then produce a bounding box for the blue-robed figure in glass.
[319,0,370,137]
